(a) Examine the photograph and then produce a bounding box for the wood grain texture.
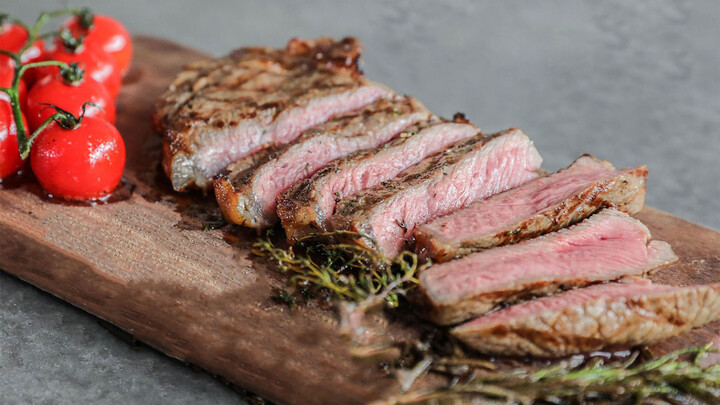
[0,37,718,405]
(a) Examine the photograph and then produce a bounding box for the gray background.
[2,0,719,403]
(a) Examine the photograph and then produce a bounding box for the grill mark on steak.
[329,128,543,257]
[415,155,648,262]
[452,282,720,357]
[276,116,479,243]
[419,209,679,325]
[212,96,433,229]
[152,37,393,191]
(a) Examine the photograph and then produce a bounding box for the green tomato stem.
[10,61,70,159]
[15,60,69,86]
[17,8,82,58]
[6,88,31,159]
[20,112,68,159]
[2,8,90,161]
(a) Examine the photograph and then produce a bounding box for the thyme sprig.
[252,230,421,307]
[253,231,424,362]
[252,232,719,404]
[386,344,720,405]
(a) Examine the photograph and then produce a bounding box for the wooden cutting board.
[1,37,718,405]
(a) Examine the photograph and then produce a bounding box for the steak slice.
[330,128,543,257]
[153,37,393,191]
[276,116,479,242]
[419,209,678,325]
[452,282,720,357]
[415,155,648,262]
[213,96,432,229]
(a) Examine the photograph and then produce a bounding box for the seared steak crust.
[419,209,678,325]
[452,282,720,357]
[415,155,648,262]
[276,117,478,242]
[330,129,542,257]
[153,37,392,190]
[213,96,432,229]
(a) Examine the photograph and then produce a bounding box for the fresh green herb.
[252,230,421,307]
[254,231,425,362]
[386,344,720,405]
[253,231,720,405]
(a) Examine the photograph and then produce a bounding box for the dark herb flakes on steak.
[419,209,678,325]
[214,96,432,229]
[277,116,479,242]
[452,282,720,357]
[330,128,543,257]
[415,154,648,262]
[153,37,392,191]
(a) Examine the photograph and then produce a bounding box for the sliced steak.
[330,128,543,257]
[153,37,393,191]
[213,97,432,229]
[452,282,720,357]
[276,116,479,242]
[419,209,678,325]
[415,155,648,262]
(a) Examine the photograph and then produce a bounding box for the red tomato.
[34,43,121,99]
[0,23,45,67]
[0,99,27,179]
[63,14,132,75]
[30,116,125,199]
[0,66,27,109]
[26,74,115,131]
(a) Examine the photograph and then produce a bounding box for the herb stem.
[388,344,720,404]
[253,231,420,306]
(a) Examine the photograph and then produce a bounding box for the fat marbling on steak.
[276,114,479,242]
[330,128,543,257]
[213,96,432,229]
[415,155,648,262]
[419,209,678,325]
[452,282,720,357]
[153,37,392,191]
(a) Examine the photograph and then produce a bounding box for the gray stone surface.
[1,0,719,403]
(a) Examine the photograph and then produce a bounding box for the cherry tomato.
[0,99,27,179]
[63,14,132,75]
[26,74,115,131]
[34,43,121,99]
[31,116,125,199]
[0,23,45,67]
[0,66,27,109]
